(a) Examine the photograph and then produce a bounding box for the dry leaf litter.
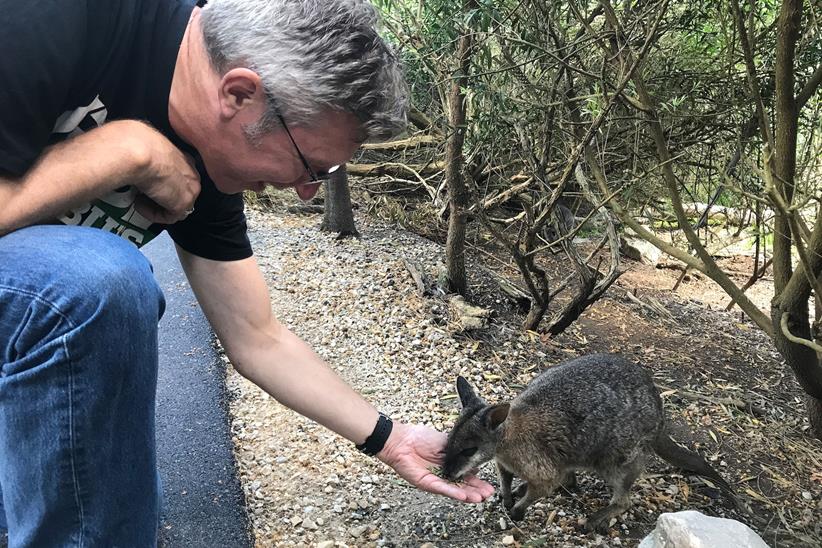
[220,203,821,548]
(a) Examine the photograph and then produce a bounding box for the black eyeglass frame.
[276,113,340,183]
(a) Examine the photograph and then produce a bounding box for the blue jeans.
[0,225,165,547]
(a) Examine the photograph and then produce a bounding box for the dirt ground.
[226,196,821,548]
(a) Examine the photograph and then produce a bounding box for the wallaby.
[542,202,577,252]
[442,353,736,532]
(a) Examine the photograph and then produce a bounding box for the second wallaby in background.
[442,353,736,532]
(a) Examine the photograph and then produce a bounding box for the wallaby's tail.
[653,431,737,504]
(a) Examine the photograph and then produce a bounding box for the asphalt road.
[144,233,251,548]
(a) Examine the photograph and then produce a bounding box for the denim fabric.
[0,225,166,547]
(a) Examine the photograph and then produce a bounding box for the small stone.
[302,518,318,530]
[316,542,335,548]
[498,517,507,530]
[420,544,436,548]
[349,525,368,538]
[802,491,813,501]
[275,456,289,464]
[290,516,302,527]
[380,503,391,511]
[502,535,515,545]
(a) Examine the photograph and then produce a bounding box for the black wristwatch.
[356,412,393,456]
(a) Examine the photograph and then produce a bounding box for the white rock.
[621,236,662,265]
[502,535,515,545]
[638,511,770,548]
[316,542,335,548]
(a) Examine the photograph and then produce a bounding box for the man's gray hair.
[200,0,408,142]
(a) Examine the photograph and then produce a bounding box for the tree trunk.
[444,2,476,295]
[771,0,803,290]
[320,165,359,238]
[769,0,822,440]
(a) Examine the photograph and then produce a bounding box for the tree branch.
[781,312,822,355]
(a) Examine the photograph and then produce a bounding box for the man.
[0,0,493,545]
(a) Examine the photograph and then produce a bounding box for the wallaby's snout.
[442,376,510,481]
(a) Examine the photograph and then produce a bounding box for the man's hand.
[377,422,494,503]
[132,124,201,224]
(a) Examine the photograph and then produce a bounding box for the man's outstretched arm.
[176,247,494,503]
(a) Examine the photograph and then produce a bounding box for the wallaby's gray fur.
[443,354,736,532]
[543,203,577,250]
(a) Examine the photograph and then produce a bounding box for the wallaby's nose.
[440,460,460,481]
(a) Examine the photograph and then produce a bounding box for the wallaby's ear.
[485,403,511,430]
[456,376,480,408]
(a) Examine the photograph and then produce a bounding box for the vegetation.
[336,0,822,438]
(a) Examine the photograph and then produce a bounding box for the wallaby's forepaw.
[512,482,528,499]
[560,473,578,492]
[501,495,514,510]
[508,507,526,522]
[583,510,612,534]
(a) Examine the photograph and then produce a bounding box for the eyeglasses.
[277,113,340,183]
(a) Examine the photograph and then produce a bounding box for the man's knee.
[0,225,165,328]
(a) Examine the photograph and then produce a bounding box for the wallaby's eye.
[461,447,478,458]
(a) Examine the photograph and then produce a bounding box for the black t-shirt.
[0,0,252,261]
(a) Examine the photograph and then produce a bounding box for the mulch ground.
[226,191,821,548]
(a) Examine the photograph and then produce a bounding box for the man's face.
[200,108,361,200]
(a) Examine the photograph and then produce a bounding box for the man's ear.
[456,376,481,408]
[485,403,510,430]
[218,68,265,119]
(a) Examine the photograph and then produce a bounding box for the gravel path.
[225,208,580,548]
[223,205,819,548]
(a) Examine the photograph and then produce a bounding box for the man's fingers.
[462,475,495,499]
[420,476,468,502]
[134,194,173,224]
[134,192,192,224]
[418,474,490,503]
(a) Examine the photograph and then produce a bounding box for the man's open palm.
[378,422,494,503]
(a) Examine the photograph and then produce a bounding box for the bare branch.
[781,312,822,355]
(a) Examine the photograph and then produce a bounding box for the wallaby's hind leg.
[585,457,645,533]
[509,479,557,522]
[496,462,515,510]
